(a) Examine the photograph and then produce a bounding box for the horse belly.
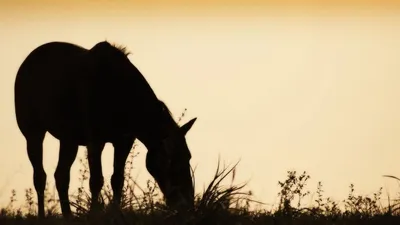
[45,115,88,145]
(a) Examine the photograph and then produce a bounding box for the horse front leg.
[111,137,135,207]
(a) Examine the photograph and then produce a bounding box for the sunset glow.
[1,0,400,211]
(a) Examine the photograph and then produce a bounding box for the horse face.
[146,118,197,209]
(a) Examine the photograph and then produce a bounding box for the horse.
[14,41,197,218]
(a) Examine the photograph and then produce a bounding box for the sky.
[1,0,400,210]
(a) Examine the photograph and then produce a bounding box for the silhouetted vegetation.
[2,111,400,224]
[2,152,400,225]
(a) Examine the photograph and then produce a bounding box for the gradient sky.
[1,0,400,210]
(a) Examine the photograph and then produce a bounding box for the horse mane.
[111,43,131,56]
[98,40,131,57]
[91,41,132,58]
[159,100,179,128]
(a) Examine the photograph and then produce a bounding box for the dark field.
[2,156,400,225]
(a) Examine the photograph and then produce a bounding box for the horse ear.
[180,118,197,135]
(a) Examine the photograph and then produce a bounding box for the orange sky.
[1,0,399,23]
[2,0,400,13]
[2,0,400,211]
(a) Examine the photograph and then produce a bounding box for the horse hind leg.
[54,140,79,218]
[87,142,105,213]
[24,129,46,218]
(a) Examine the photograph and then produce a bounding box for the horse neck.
[135,105,179,147]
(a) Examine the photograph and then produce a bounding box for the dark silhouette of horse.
[14,41,197,218]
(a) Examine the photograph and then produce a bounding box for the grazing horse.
[14,41,197,218]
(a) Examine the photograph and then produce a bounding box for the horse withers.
[14,41,197,218]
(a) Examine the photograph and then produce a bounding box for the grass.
[1,158,400,225]
[2,112,400,224]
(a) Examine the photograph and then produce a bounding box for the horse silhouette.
[14,41,197,218]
